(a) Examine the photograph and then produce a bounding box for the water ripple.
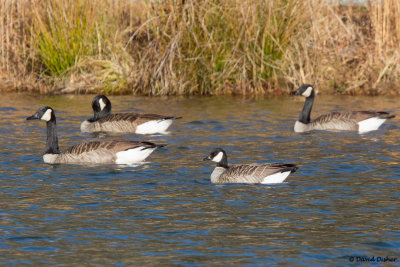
[0,94,399,265]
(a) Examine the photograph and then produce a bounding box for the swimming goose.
[291,84,395,133]
[203,148,298,184]
[27,106,165,164]
[80,95,182,134]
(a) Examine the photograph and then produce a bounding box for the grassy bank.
[0,0,399,95]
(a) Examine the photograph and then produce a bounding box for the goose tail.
[140,142,167,151]
[164,116,182,120]
[377,112,395,120]
[280,164,298,173]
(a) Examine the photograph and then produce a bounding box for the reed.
[0,0,400,95]
[371,0,400,55]
[31,0,98,76]
[140,0,309,95]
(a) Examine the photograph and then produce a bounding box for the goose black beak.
[290,90,300,95]
[26,113,40,120]
[203,156,211,161]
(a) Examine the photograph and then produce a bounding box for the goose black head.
[26,106,55,122]
[203,148,228,168]
[92,95,112,114]
[90,95,112,121]
[290,84,315,98]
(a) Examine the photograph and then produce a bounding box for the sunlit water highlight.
[0,93,399,265]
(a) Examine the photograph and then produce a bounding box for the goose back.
[81,113,179,133]
[213,163,298,184]
[44,141,161,164]
[308,111,394,132]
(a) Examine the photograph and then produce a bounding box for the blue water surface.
[0,93,399,265]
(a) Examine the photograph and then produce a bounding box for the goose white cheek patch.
[41,109,52,121]
[302,86,313,97]
[99,98,106,111]
[212,152,224,163]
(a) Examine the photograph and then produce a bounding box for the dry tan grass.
[284,1,400,95]
[0,0,399,95]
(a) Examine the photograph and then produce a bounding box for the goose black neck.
[45,119,60,154]
[91,109,110,122]
[217,155,228,168]
[299,94,314,124]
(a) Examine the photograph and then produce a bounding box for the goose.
[80,95,182,134]
[203,148,298,184]
[27,106,165,164]
[291,84,395,133]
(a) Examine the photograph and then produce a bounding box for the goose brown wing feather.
[98,113,179,124]
[310,111,395,131]
[313,111,354,124]
[220,163,297,183]
[97,113,140,123]
[354,111,395,120]
[63,140,159,155]
[313,111,394,124]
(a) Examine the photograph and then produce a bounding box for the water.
[0,93,399,265]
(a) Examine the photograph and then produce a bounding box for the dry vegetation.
[0,0,399,95]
